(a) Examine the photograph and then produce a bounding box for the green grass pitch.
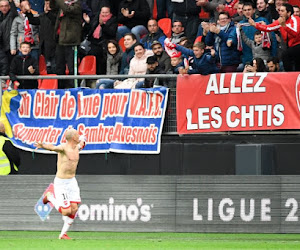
[1,231,300,249]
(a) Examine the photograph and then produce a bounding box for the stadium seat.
[39,55,47,75]
[158,18,172,37]
[119,37,126,52]
[38,74,58,89]
[78,55,96,75]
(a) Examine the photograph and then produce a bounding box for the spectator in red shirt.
[249,3,300,71]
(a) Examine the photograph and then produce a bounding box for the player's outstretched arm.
[34,142,64,153]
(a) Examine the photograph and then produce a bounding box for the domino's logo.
[34,183,54,221]
[34,197,54,221]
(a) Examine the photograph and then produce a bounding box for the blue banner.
[1,87,169,154]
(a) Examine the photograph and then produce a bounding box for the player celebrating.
[34,128,86,240]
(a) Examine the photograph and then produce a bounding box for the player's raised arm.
[34,142,64,153]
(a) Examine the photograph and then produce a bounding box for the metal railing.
[0,74,177,103]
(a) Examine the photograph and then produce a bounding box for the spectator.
[151,40,171,72]
[243,57,267,72]
[196,0,239,37]
[0,0,18,77]
[256,0,272,23]
[142,55,169,88]
[170,51,183,74]
[140,19,167,50]
[50,0,82,89]
[105,40,123,76]
[170,20,185,44]
[232,1,244,23]
[120,33,137,75]
[268,0,288,20]
[172,0,201,43]
[10,0,39,61]
[227,2,277,68]
[117,0,150,42]
[114,43,153,89]
[167,51,182,87]
[0,121,20,175]
[95,40,123,89]
[249,3,300,71]
[167,41,219,75]
[266,56,280,72]
[156,0,173,20]
[9,41,39,89]
[239,29,271,63]
[81,5,117,75]
[293,5,300,16]
[205,11,241,72]
[26,0,56,74]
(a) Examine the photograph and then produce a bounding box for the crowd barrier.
[1,175,300,233]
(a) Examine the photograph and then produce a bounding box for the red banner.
[176,72,300,134]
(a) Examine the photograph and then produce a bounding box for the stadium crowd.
[0,0,299,89]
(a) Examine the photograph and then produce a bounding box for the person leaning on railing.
[165,40,219,75]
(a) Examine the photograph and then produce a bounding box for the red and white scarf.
[236,22,271,51]
[93,13,112,39]
[24,15,34,44]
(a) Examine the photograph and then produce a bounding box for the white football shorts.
[53,177,81,208]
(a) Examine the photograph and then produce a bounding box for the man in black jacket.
[143,55,169,88]
[140,19,167,49]
[0,121,20,175]
[151,40,171,73]
[26,0,57,74]
[50,0,82,88]
[9,42,39,89]
[172,0,201,42]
